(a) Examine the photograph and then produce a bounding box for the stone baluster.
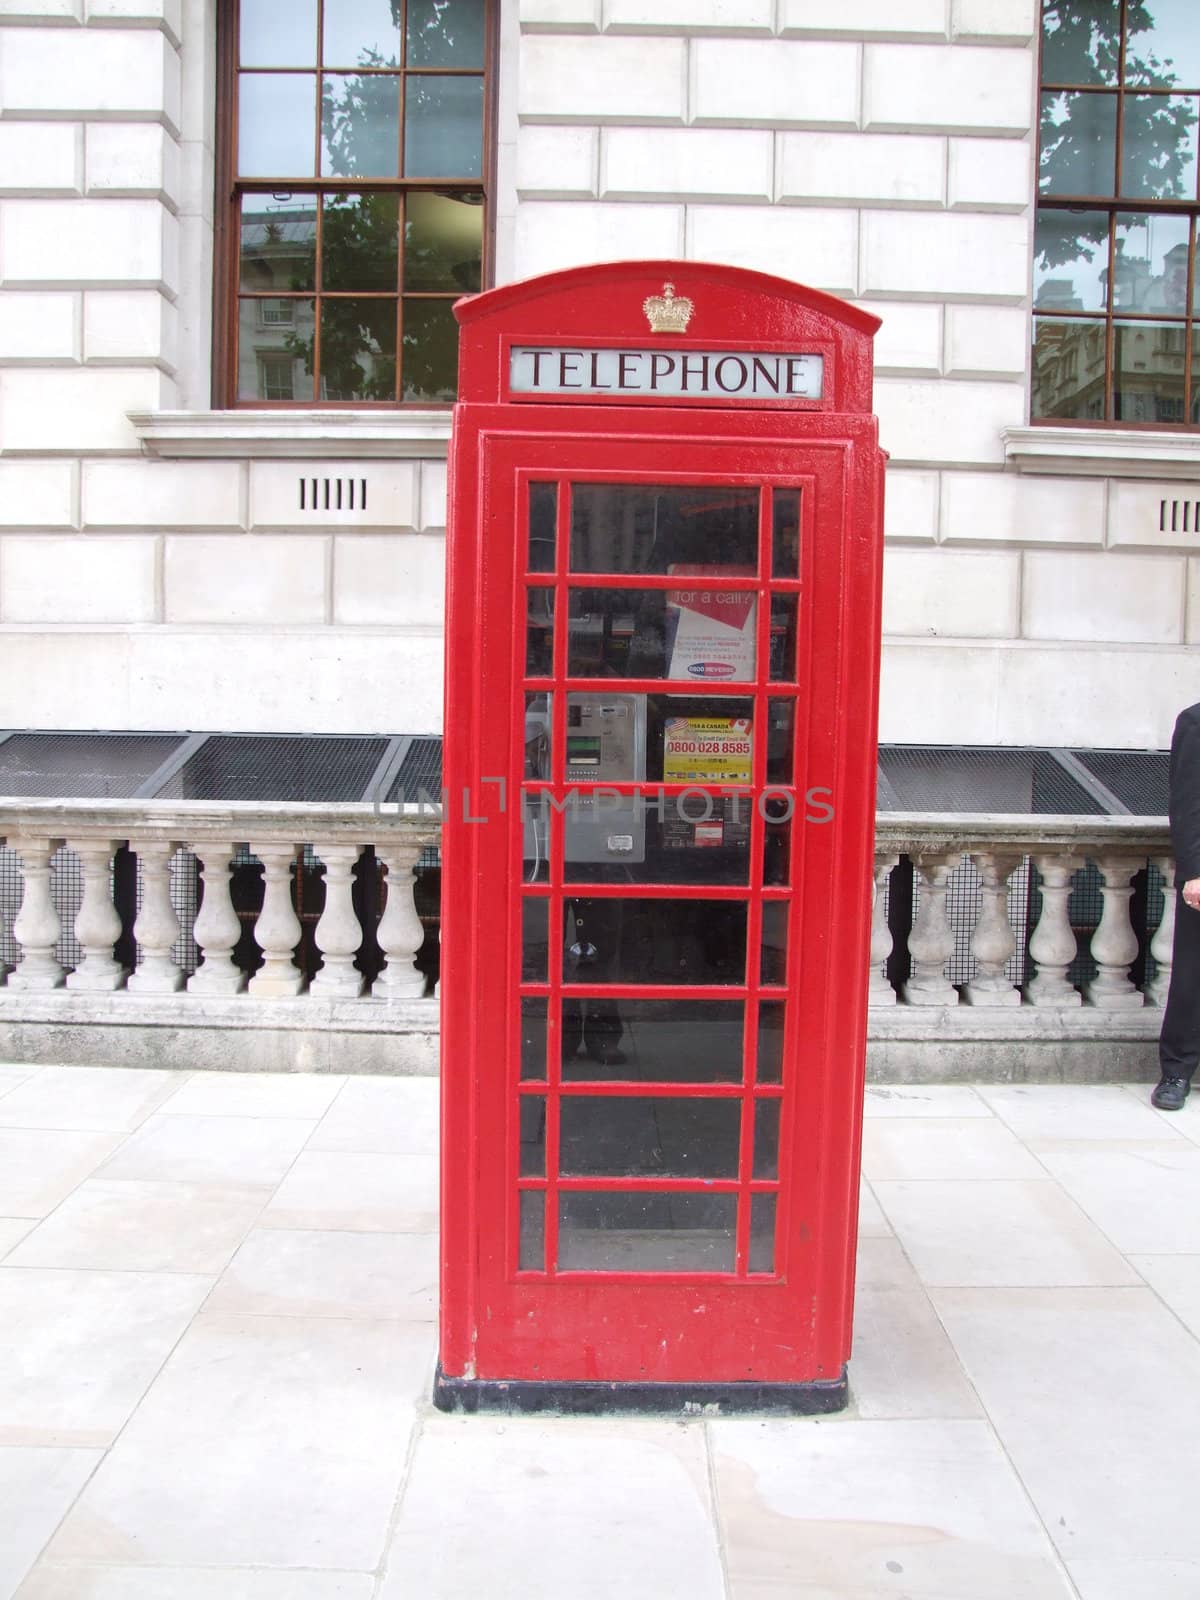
[901,853,959,1006]
[310,843,366,998]
[188,840,246,995]
[1085,854,1144,1009]
[1024,853,1083,1006]
[7,835,65,990]
[248,843,304,997]
[127,841,184,994]
[963,851,1022,1006]
[65,839,126,991]
[1146,855,1176,1007]
[869,853,899,1006]
[374,845,426,998]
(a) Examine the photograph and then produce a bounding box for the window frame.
[1034,0,1200,431]
[212,0,498,410]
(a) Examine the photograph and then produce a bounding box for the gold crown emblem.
[643,281,694,334]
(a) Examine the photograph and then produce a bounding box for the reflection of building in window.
[259,298,295,327]
[258,353,299,402]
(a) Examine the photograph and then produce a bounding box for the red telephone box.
[437,261,884,1414]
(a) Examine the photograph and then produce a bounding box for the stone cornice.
[1003,425,1200,480]
[129,409,454,460]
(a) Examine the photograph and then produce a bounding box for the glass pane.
[408,0,486,68]
[1033,210,1110,312]
[238,75,318,177]
[1114,319,1189,424]
[1040,0,1120,86]
[557,1190,737,1272]
[401,298,459,401]
[762,805,791,887]
[528,482,557,574]
[567,587,756,680]
[757,1001,784,1084]
[321,73,401,177]
[565,792,753,887]
[240,196,317,293]
[404,74,484,178]
[1039,90,1117,196]
[519,1190,545,1270]
[772,488,800,580]
[1125,0,1200,90]
[571,484,759,574]
[761,900,787,987]
[526,590,555,676]
[319,299,397,400]
[753,1097,781,1180]
[1192,326,1200,420]
[519,1094,546,1177]
[564,898,747,986]
[240,0,317,66]
[524,693,552,782]
[523,791,550,881]
[404,190,484,291]
[520,997,547,1080]
[522,896,549,981]
[237,299,315,400]
[322,193,400,291]
[768,595,798,681]
[323,0,401,67]
[563,998,744,1083]
[560,1095,740,1178]
[749,1193,777,1273]
[1113,212,1191,312]
[1031,316,1108,420]
[1121,95,1199,201]
[766,699,795,785]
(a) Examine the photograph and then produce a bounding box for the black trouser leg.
[1159,894,1200,1080]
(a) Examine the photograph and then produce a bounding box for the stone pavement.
[1,1064,1199,1599]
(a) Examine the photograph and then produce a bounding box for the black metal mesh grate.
[386,737,443,804]
[1075,750,1170,816]
[156,736,390,803]
[0,733,184,798]
[878,746,1106,815]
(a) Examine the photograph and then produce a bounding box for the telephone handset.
[524,691,647,865]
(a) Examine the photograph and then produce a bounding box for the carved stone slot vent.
[300,477,368,512]
[1159,497,1200,534]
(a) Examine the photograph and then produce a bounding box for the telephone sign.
[437,260,885,1414]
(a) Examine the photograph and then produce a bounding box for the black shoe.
[1151,1075,1191,1111]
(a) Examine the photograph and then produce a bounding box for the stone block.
[1106,480,1200,552]
[883,468,939,542]
[420,462,448,532]
[779,0,947,38]
[686,205,858,297]
[601,127,773,202]
[515,202,683,276]
[519,37,685,122]
[249,460,418,533]
[883,547,1020,637]
[941,472,1105,546]
[0,0,81,18]
[516,127,598,198]
[863,44,1034,135]
[875,378,1024,466]
[519,0,599,30]
[944,304,1028,378]
[1,199,178,292]
[951,0,1036,42]
[603,0,772,32]
[691,39,860,128]
[0,533,156,622]
[163,535,328,624]
[83,459,243,529]
[947,136,1032,210]
[861,211,1029,300]
[861,301,942,375]
[1189,559,1200,645]
[778,131,945,207]
[0,123,82,195]
[83,289,177,369]
[0,292,80,362]
[878,641,1003,743]
[0,368,173,451]
[86,123,181,203]
[1022,551,1185,644]
[0,29,181,135]
[86,0,182,42]
[334,535,445,626]
[0,460,78,528]
[998,645,1197,748]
